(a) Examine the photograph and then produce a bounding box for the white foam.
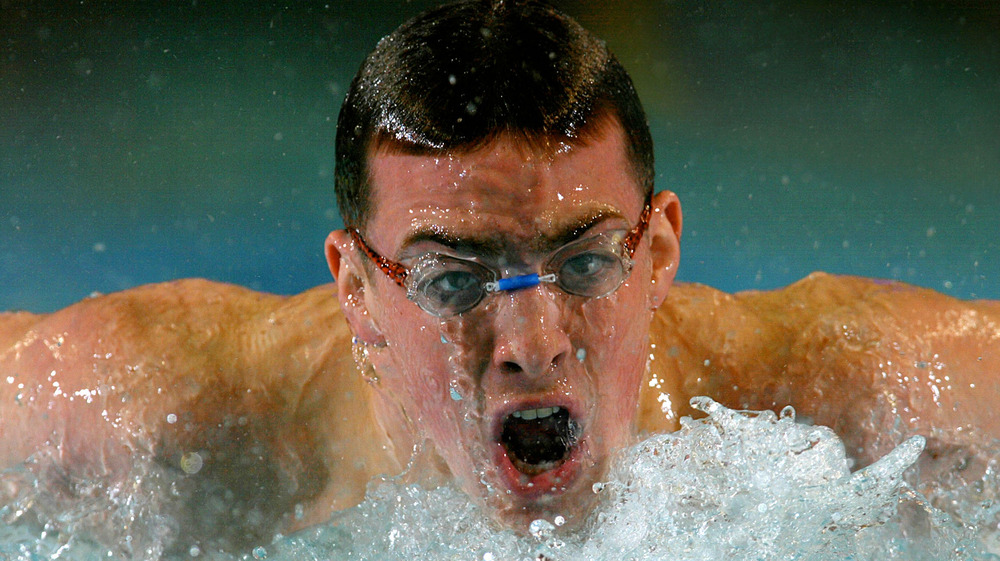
[2,398,996,560]
[271,397,995,561]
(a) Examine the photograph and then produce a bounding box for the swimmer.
[1,0,998,555]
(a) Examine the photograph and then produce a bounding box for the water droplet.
[252,546,267,559]
[180,452,203,474]
[449,385,463,401]
[575,348,586,362]
[166,413,177,424]
[529,518,555,540]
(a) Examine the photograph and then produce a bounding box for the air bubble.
[180,452,203,474]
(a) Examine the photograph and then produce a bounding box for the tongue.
[501,409,577,466]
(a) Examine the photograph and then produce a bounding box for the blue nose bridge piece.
[485,273,557,293]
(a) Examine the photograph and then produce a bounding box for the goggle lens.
[405,231,632,317]
[546,232,631,299]
[407,255,495,317]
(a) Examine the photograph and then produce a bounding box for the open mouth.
[500,406,581,476]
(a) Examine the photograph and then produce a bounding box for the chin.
[494,478,603,533]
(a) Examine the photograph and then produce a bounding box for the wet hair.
[335,0,654,231]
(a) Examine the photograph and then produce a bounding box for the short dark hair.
[335,0,654,231]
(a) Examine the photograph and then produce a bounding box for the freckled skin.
[1,128,997,550]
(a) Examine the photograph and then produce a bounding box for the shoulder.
[1,279,350,452]
[656,272,999,350]
[0,280,377,548]
[646,273,999,462]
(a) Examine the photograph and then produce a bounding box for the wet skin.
[324,122,682,528]
[1,276,999,550]
[1,127,998,551]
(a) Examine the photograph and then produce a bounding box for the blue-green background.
[2,1,998,313]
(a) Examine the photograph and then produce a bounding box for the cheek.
[369,301,453,410]
[369,298,490,442]
[578,280,651,411]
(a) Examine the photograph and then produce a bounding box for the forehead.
[364,124,644,255]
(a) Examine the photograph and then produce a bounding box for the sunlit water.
[3,398,998,560]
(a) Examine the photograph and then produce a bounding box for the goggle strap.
[621,201,652,259]
[351,228,408,287]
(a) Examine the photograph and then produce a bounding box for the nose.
[490,285,572,382]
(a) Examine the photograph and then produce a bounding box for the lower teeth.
[509,456,562,476]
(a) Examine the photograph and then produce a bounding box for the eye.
[427,270,480,295]
[407,255,494,316]
[560,251,617,280]
[419,269,487,313]
[556,249,624,297]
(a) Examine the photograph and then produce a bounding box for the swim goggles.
[351,199,651,318]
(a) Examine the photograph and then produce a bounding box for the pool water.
[2,1,999,559]
[1,1,998,311]
[3,398,998,560]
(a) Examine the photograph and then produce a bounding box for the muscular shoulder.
[1,280,374,549]
[643,273,1000,463]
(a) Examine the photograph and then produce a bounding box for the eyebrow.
[397,208,627,259]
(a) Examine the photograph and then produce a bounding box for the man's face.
[330,123,680,528]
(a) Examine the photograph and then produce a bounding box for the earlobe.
[646,190,682,309]
[325,230,387,346]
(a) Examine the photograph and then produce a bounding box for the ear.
[325,229,386,346]
[646,190,682,309]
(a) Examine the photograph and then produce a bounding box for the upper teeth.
[512,406,560,420]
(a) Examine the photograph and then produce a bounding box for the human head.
[325,0,682,531]
[334,0,655,233]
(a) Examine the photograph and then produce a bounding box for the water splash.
[272,397,996,561]
[3,399,997,560]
